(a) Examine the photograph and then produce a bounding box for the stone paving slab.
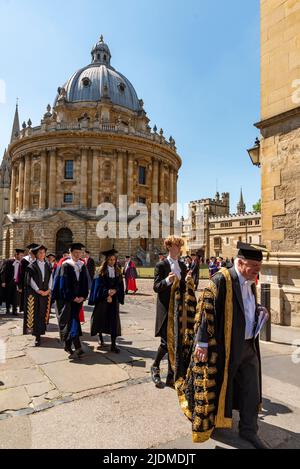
[0,386,31,412]
[1,368,46,389]
[25,381,55,398]
[26,343,70,365]
[40,355,129,394]
[0,356,33,371]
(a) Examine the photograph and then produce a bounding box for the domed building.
[1,37,181,263]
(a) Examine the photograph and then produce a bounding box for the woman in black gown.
[89,249,125,353]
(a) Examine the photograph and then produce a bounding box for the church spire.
[10,101,20,143]
[237,188,246,214]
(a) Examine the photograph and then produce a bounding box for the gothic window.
[255,219,260,225]
[64,160,74,180]
[248,220,253,226]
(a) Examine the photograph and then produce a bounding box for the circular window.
[82,77,91,87]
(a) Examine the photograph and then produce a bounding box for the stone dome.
[54,36,142,112]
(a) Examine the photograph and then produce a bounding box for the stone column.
[152,158,159,203]
[169,167,174,205]
[159,161,164,203]
[80,147,88,208]
[39,150,47,209]
[18,158,24,213]
[10,163,16,214]
[56,155,63,208]
[23,153,32,211]
[127,153,134,206]
[48,148,56,209]
[116,150,124,198]
[174,170,177,204]
[92,149,99,208]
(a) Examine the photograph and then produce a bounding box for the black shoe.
[76,348,85,356]
[239,433,270,449]
[35,337,41,347]
[151,366,163,388]
[12,310,18,316]
[64,345,73,354]
[165,378,175,389]
[111,345,120,354]
[68,350,82,360]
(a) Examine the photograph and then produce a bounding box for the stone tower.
[237,189,246,215]
[250,1,300,326]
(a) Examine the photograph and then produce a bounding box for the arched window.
[56,228,73,258]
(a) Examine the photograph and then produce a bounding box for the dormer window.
[118,82,126,93]
[82,77,91,87]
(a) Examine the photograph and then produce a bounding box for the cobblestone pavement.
[0,279,299,449]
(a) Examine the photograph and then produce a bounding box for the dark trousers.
[65,336,81,351]
[153,319,174,380]
[234,339,260,436]
[6,283,19,313]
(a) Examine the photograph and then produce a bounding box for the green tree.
[253,199,261,213]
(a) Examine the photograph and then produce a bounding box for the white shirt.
[108,265,115,278]
[30,260,53,292]
[234,261,256,340]
[12,259,20,281]
[64,258,84,281]
[165,255,181,286]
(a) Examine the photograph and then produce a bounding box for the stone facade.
[182,191,261,259]
[1,38,181,265]
[251,1,300,326]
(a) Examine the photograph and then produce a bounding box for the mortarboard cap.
[15,248,25,254]
[236,242,267,262]
[31,245,47,255]
[26,243,39,250]
[70,243,85,252]
[101,248,118,257]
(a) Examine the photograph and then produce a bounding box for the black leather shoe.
[239,433,270,449]
[35,337,41,347]
[151,366,163,388]
[165,378,175,389]
[68,350,82,359]
[111,345,120,354]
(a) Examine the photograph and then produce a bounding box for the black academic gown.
[196,266,262,422]
[52,261,89,342]
[89,269,124,337]
[0,258,20,310]
[153,258,187,338]
[17,257,31,312]
[23,260,52,337]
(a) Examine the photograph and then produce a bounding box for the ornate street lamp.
[247,138,261,167]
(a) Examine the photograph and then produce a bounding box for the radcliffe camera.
[0,0,299,459]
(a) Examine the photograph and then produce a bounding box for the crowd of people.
[0,244,138,356]
[0,236,269,448]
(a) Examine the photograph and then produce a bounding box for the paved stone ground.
[0,279,299,449]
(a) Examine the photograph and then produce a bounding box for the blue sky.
[0,0,261,212]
